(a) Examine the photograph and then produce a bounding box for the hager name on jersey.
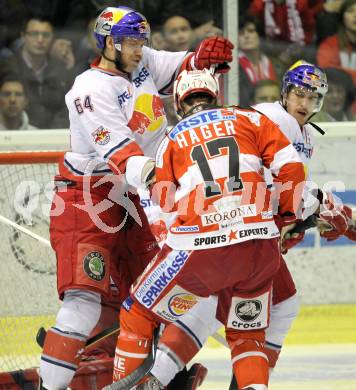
[170,108,236,140]
[174,119,237,148]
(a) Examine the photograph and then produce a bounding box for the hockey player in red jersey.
[37,5,233,390]
[108,68,306,390]
[144,61,352,390]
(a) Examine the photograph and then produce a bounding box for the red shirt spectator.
[238,15,277,105]
[249,0,323,45]
[316,0,356,84]
[317,35,356,83]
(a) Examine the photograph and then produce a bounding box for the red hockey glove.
[274,214,300,253]
[274,214,298,231]
[194,36,234,74]
[344,205,356,241]
[281,231,305,254]
[318,193,348,241]
[344,226,356,241]
[275,215,307,254]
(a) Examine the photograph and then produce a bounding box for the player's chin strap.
[101,50,130,77]
[102,326,160,390]
[308,121,325,135]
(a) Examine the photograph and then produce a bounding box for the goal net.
[0,123,355,374]
[0,130,68,372]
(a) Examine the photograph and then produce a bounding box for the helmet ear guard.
[282,60,328,112]
[173,69,219,119]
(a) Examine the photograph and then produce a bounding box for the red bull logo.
[128,94,165,134]
[92,126,111,145]
[168,293,198,316]
[101,11,113,21]
[139,20,150,33]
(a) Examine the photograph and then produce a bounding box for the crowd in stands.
[0,0,355,130]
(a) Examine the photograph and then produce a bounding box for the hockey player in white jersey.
[37,5,233,390]
[137,61,351,390]
[226,60,351,388]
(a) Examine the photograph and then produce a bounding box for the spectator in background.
[0,77,37,130]
[317,0,356,84]
[161,15,222,124]
[0,15,74,129]
[162,15,221,52]
[315,0,344,44]
[150,1,223,34]
[75,17,101,74]
[238,15,277,106]
[151,28,167,50]
[162,16,194,51]
[50,37,75,70]
[248,0,322,46]
[253,79,280,104]
[162,16,194,126]
[192,20,222,44]
[313,67,356,121]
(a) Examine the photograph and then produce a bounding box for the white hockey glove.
[125,156,156,189]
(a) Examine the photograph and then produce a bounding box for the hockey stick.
[36,325,119,349]
[102,326,160,390]
[0,214,51,247]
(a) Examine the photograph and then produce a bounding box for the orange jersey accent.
[153,106,305,250]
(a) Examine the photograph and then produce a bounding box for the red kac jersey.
[153,106,305,250]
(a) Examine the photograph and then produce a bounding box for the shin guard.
[40,328,86,389]
[113,301,157,382]
[113,329,151,382]
[227,331,268,390]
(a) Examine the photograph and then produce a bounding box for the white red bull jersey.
[60,47,187,181]
[254,102,315,179]
[153,106,305,250]
[254,101,318,216]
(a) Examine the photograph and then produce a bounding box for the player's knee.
[269,293,299,332]
[39,290,102,389]
[56,289,102,336]
[266,293,299,347]
[178,296,221,345]
[271,294,299,320]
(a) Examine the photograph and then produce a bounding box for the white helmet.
[173,69,219,118]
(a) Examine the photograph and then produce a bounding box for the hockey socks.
[39,327,86,389]
[227,330,268,390]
